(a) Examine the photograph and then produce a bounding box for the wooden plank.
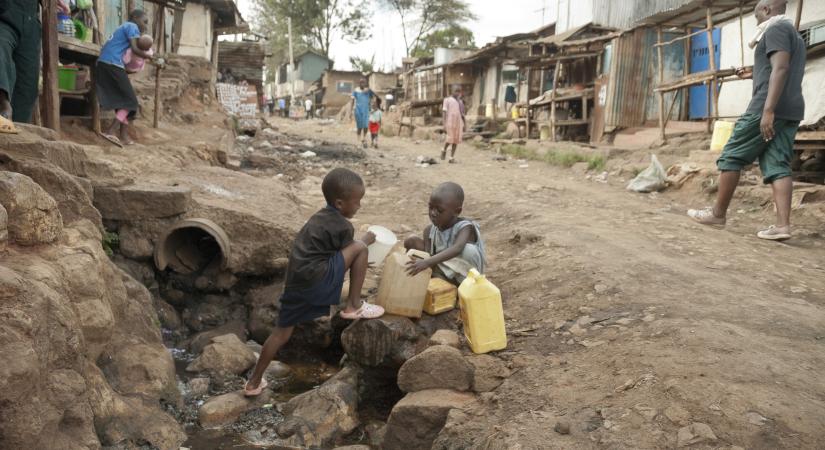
[154,6,165,129]
[653,27,708,47]
[42,0,60,132]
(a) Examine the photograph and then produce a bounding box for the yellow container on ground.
[375,249,431,318]
[710,120,735,151]
[424,278,457,315]
[458,269,507,354]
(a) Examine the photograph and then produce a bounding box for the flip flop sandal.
[339,302,385,320]
[99,133,124,148]
[757,225,791,241]
[0,116,18,134]
[243,377,268,397]
[448,158,458,164]
[687,207,726,227]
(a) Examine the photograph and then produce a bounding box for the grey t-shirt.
[745,20,806,121]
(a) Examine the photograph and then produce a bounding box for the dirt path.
[267,117,825,449]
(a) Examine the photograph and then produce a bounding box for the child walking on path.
[404,182,486,285]
[368,97,383,149]
[244,168,385,396]
[96,9,153,146]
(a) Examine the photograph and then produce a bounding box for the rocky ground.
[1,57,824,449]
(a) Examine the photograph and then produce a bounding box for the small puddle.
[167,332,344,448]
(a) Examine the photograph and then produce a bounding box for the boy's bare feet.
[757,225,791,241]
[687,207,726,226]
[0,92,11,119]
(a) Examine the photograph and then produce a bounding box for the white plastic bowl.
[367,225,398,265]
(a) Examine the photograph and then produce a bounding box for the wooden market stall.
[517,24,618,141]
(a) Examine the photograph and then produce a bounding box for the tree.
[254,0,372,61]
[349,55,376,73]
[380,0,476,57]
[411,25,475,58]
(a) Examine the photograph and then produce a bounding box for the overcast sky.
[235,0,558,71]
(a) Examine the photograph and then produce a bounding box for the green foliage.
[349,54,376,73]
[102,231,119,257]
[380,0,476,56]
[411,25,476,58]
[254,0,372,64]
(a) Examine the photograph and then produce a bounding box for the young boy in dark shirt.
[245,168,384,396]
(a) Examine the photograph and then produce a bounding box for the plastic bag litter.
[627,154,667,192]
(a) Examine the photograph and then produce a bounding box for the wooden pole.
[549,62,560,141]
[42,0,60,132]
[739,4,745,67]
[153,6,165,128]
[684,26,691,121]
[657,26,665,142]
[706,7,718,133]
[794,0,804,30]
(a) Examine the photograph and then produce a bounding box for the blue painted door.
[689,28,721,119]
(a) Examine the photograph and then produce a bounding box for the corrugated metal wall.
[604,27,686,128]
[604,28,653,127]
[591,0,695,29]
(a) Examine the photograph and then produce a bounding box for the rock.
[93,183,192,220]
[633,404,658,421]
[277,365,360,448]
[98,342,179,405]
[181,294,246,332]
[429,329,460,348]
[186,333,257,375]
[467,354,511,392]
[265,361,292,380]
[341,315,427,367]
[384,389,476,450]
[664,405,691,426]
[117,222,157,259]
[365,420,386,448]
[676,422,717,447]
[246,339,263,354]
[246,281,283,343]
[569,323,587,336]
[187,377,210,397]
[0,204,6,249]
[397,345,473,393]
[0,171,63,245]
[333,446,371,450]
[554,421,571,435]
[188,320,248,354]
[199,390,272,428]
[154,298,183,330]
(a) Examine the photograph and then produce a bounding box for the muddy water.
[166,330,346,448]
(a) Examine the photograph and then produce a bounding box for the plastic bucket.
[367,225,398,265]
[58,66,79,91]
[710,120,735,151]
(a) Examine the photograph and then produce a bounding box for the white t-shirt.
[304,99,312,111]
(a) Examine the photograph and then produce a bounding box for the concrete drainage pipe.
[154,218,230,274]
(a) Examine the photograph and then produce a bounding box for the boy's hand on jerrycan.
[405,257,430,276]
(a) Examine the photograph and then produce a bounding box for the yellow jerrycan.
[458,269,507,353]
[375,249,432,318]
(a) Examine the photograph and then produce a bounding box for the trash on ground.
[627,154,667,192]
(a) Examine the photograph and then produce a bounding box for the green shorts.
[716,113,800,184]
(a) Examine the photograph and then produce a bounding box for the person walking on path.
[351,78,374,148]
[0,0,45,133]
[96,9,152,146]
[688,0,805,241]
[441,86,466,163]
[304,97,313,119]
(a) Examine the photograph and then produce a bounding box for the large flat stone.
[198,390,272,428]
[384,389,476,450]
[93,183,192,220]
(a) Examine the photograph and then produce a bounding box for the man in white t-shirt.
[304,98,313,119]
